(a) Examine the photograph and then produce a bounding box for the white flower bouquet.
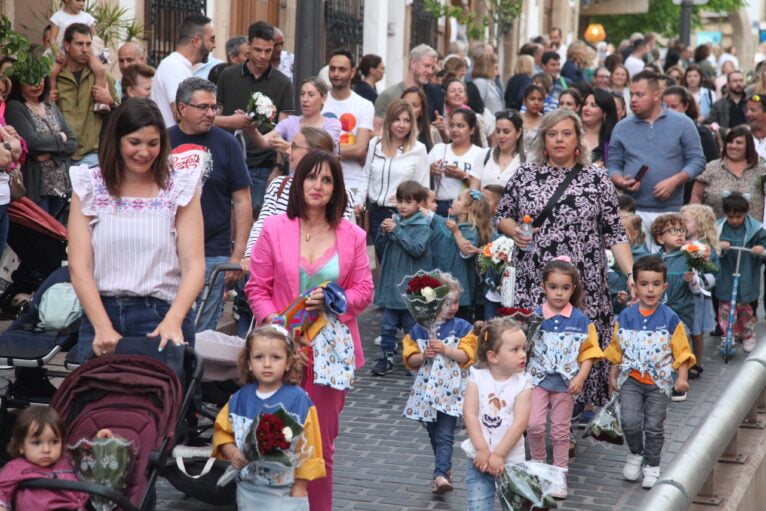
[246,91,276,130]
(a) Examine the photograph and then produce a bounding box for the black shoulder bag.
[531,164,582,229]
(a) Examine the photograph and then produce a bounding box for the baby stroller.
[0,198,68,318]
[18,348,203,511]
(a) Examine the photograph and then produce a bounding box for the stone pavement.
[156,307,752,510]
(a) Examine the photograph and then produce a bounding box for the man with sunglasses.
[169,77,252,332]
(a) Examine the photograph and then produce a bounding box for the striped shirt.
[69,145,204,303]
[245,175,356,257]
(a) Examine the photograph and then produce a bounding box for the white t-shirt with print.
[50,10,96,47]
[470,367,531,463]
[427,143,485,201]
[322,91,374,198]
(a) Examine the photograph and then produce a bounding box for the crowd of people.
[1,4,766,509]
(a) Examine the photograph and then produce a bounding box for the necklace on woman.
[300,222,327,242]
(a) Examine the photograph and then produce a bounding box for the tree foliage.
[424,0,523,43]
[0,15,52,85]
[589,0,746,45]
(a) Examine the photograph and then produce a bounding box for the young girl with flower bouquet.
[430,188,493,320]
[402,273,478,495]
[680,204,720,378]
[213,326,325,510]
[372,181,432,376]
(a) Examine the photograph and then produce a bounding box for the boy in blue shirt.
[715,193,766,354]
[605,256,695,490]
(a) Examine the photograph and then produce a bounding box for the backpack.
[37,282,82,331]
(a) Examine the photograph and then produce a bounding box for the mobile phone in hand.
[634,165,649,181]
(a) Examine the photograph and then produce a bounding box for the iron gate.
[325,0,364,64]
[410,0,438,50]
[144,0,206,67]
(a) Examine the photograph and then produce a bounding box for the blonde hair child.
[462,318,532,509]
[403,274,478,494]
[213,326,325,509]
[680,204,720,378]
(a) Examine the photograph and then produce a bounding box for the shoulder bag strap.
[531,163,582,229]
[275,176,290,200]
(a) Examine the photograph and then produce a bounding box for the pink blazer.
[246,214,374,368]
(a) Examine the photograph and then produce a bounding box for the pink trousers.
[527,386,574,468]
[302,374,347,511]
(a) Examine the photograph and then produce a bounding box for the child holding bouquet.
[715,193,766,354]
[402,274,478,495]
[526,257,604,499]
[372,181,432,376]
[213,326,325,510]
[430,188,493,320]
[680,204,720,377]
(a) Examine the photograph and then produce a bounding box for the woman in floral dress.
[495,109,634,410]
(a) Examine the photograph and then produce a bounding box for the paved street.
[157,307,751,510]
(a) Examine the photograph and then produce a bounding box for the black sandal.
[689,365,704,380]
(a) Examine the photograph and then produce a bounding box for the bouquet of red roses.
[497,306,543,359]
[398,270,451,335]
[242,407,304,467]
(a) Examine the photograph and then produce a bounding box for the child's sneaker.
[641,465,660,488]
[623,453,643,481]
[671,389,687,402]
[743,337,756,353]
[431,475,453,494]
[371,354,394,376]
[550,471,568,499]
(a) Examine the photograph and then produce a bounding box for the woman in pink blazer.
[246,150,373,511]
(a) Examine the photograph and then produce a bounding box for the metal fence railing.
[637,340,766,509]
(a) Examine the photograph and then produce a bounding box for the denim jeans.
[424,412,457,479]
[78,296,195,368]
[484,300,499,320]
[620,376,669,466]
[380,308,415,354]
[466,460,496,511]
[194,255,230,333]
[248,166,273,214]
[436,199,452,217]
[77,152,99,168]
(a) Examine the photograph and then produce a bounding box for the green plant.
[86,0,144,47]
[0,15,52,84]
[424,0,523,43]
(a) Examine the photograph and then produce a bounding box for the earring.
[575,148,581,157]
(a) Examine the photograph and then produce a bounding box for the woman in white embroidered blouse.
[470,109,525,189]
[68,98,205,362]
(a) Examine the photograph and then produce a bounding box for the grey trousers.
[620,376,669,466]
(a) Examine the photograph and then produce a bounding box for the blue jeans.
[620,376,669,466]
[380,308,415,354]
[436,199,452,217]
[466,460,497,510]
[248,166,273,212]
[368,204,397,260]
[484,300,499,320]
[77,152,99,168]
[78,296,195,370]
[425,412,457,479]
[194,255,230,333]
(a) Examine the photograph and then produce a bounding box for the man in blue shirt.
[169,77,252,332]
[607,70,706,252]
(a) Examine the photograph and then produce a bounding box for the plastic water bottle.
[519,215,534,252]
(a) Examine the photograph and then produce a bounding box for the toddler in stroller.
[5,349,203,511]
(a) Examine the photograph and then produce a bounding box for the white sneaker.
[374,336,381,345]
[743,337,756,353]
[623,453,643,481]
[641,465,660,488]
[550,471,568,499]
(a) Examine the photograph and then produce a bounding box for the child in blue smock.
[372,181,431,376]
[715,193,766,354]
[430,189,492,320]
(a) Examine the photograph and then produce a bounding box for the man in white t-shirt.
[625,39,648,78]
[151,14,216,127]
[322,49,373,208]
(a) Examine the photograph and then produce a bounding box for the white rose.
[421,286,436,303]
[282,426,293,443]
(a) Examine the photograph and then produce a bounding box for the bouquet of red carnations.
[398,271,451,335]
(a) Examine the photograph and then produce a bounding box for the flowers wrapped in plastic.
[583,392,624,445]
[497,306,543,358]
[69,435,135,511]
[218,406,305,487]
[246,91,276,130]
[497,462,560,510]
[681,241,718,274]
[398,271,451,335]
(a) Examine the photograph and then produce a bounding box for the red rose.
[406,275,443,294]
[255,414,290,454]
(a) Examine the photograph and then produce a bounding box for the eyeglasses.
[183,103,222,114]
[662,227,687,235]
[291,142,312,151]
